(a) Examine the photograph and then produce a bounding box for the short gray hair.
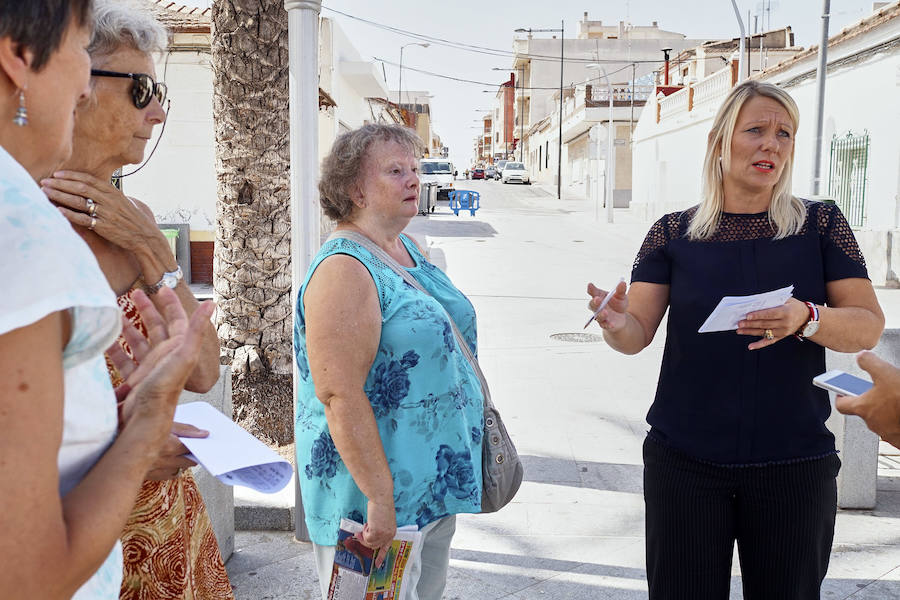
[88,0,168,63]
[319,124,424,222]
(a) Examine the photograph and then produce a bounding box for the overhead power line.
[374,57,634,89]
[323,6,668,66]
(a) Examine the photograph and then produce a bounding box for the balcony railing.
[691,67,734,110]
[658,87,690,120]
[656,61,739,123]
[586,84,652,107]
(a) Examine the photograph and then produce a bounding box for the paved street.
[227,180,900,599]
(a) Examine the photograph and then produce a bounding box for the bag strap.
[327,229,494,410]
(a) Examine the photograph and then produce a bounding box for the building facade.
[501,12,705,204]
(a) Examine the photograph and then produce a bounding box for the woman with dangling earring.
[38,1,230,598]
[0,0,214,597]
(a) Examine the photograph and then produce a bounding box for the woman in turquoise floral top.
[295,124,483,600]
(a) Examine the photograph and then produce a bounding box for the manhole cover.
[550,332,605,343]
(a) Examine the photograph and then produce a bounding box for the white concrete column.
[285,0,321,542]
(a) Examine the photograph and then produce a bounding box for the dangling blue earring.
[12,89,27,127]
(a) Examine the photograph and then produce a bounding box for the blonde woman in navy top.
[295,124,483,600]
[587,80,884,599]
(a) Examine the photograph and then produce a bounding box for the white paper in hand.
[174,402,293,493]
[698,285,794,333]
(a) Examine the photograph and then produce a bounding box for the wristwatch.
[795,301,820,340]
[144,265,183,295]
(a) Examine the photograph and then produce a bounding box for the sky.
[179,0,884,168]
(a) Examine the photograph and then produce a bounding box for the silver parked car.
[501,161,530,184]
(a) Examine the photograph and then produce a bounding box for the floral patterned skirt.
[119,471,234,600]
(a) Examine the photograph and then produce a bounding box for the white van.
[419,158,456,199]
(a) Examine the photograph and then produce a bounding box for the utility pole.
[730,0,746,82]
[558,20,564,200]
[810,0,831,196]
[284,0,321,543]
[518,65,525,162]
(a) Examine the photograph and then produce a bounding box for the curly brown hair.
[318,123,424,221]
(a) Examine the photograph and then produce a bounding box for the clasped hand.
[106,287,216,480]
[42,170,159,252]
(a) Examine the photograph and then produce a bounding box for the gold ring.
[764,329,774,340]
[86,197,97,217]
[89,216,97,230]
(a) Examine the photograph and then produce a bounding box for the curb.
[235,504,294,532]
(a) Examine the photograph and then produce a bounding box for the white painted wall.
[631,91,714,221]
[329,19,389,131]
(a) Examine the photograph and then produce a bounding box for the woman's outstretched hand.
[586,280,628,331]
[836,351,900,449]
[106,287,216,464]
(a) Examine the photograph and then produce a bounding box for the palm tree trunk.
[211,0,293,445]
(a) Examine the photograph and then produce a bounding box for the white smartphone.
[813,370,873,397]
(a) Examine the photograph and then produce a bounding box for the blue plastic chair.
[448,190,480,216]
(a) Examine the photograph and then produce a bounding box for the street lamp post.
[516,22,563,199]
[398,42,429,109]
[587,64,614,223]
[661,48,672,86]
[729,0,747,83]
[810,0,831,196]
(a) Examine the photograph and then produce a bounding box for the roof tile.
[145,0,211,33]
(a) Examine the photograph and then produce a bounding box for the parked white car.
[501,162,530,184]
[419,158,456,199]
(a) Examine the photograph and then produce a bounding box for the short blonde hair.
[688,80,805,240]
[318,124,424,222]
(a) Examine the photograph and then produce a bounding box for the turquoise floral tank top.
[294,233,484,545]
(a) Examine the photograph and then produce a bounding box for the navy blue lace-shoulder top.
[631,200,868,465]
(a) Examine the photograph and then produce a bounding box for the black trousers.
[643,436,840,600]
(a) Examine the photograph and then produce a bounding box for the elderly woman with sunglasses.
[40,2,231,599]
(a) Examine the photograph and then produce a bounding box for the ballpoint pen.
[583,277,626,329]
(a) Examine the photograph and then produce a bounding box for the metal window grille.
[828,131,870,227]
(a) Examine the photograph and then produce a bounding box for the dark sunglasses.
[90,69,167,109]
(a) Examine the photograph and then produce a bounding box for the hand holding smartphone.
[812,370,874,396]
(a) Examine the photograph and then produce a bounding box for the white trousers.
[313,515,457,600]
